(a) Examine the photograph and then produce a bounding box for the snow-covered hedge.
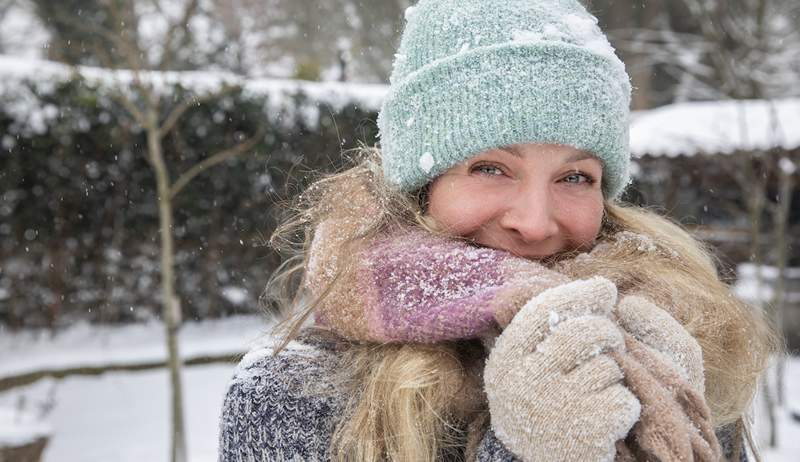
[0,56,382,329]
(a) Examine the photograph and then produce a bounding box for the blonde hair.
[263,146,780,461]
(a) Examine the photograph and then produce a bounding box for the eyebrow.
[497,145,595,163]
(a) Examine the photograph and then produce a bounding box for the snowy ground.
[0,315,272,379]
[752,359,800,462]
[1,317,798,461]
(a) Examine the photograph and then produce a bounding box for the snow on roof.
[630,98,800,158]
[0,55,387,133]
[2,55,798,158]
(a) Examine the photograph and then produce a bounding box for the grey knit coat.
[217,329,747,461]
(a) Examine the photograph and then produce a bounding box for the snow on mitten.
[483,277,641,462]
[614,294,705,393]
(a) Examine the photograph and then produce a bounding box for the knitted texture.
[304,223,724,461]
[612,331,722,461]
[377,0,632,198]
[217,331,521,462]
[307,224,569,342]
[483,277,641,461]
[217,330,747,461]
[616,294,706,393]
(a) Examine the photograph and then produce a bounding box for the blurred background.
[0,0,797,461]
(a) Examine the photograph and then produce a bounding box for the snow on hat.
[377,0,632,198]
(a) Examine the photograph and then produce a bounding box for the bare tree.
[42,1,262,461]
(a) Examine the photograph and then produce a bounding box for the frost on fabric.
[561,14,618,62]
[510,13,623,71]
[547,310,561,330]
[615,231,658,253]
[230,336,321,388]
[579,231,680,261]
[419,152,435,173]
[404,5,417,21]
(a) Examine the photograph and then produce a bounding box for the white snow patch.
[562,14,617,62]
[547,310,560,330]
[221,286,249,306]
[0,315,272,379]
[511,29,545,44]
[0,55,388,133]
[630,98,800,157]
[0,364,232,462]
[779,157,796,175]
[511,14,619,66]
[419,152,435,173]
[404,5,417,21]
[0,406,51,446]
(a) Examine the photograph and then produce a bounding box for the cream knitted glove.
[615,294,705,393]
[484,277,641,462]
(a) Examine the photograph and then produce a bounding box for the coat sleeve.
[717,422,749,462]
[217,338,344,462]
[475,428,522,461]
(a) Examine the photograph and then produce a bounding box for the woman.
[218,1,777,461]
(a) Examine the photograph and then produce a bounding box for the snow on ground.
[1,316,798,461]
[753,358,800,462]
[0,364,232,462]
[0,315,278,461]
[0,315,272,379]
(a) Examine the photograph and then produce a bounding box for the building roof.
[630,98,800,158]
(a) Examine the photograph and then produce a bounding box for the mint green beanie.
[377,0,632,199]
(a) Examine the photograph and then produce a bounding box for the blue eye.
[562,172,595,184]
[472,164,505,176]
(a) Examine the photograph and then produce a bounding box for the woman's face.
[427,143,605,260]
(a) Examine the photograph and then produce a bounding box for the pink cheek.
[429,184,503,235]
[555,201,604,241]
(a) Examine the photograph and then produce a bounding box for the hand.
[484,277,640,462]
[614,294,705,393]
[612,332,721,461]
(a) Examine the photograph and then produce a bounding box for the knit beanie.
[377,0,632,199]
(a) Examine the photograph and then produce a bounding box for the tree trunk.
[742,153,777,447]
[146,120,187,462]
[772,155,795,406]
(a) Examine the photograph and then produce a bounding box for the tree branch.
[111,92,146,127]
[159,85,238,138]
[170,128,264,200]
[158,0,200,71]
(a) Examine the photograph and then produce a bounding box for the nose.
[498,182,560,244]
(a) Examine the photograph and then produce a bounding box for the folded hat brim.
[378,41,631,198]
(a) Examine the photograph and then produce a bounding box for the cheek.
[427,179,500,235]
[555,195,604,243]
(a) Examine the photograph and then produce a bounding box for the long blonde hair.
[263,146,780,461]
